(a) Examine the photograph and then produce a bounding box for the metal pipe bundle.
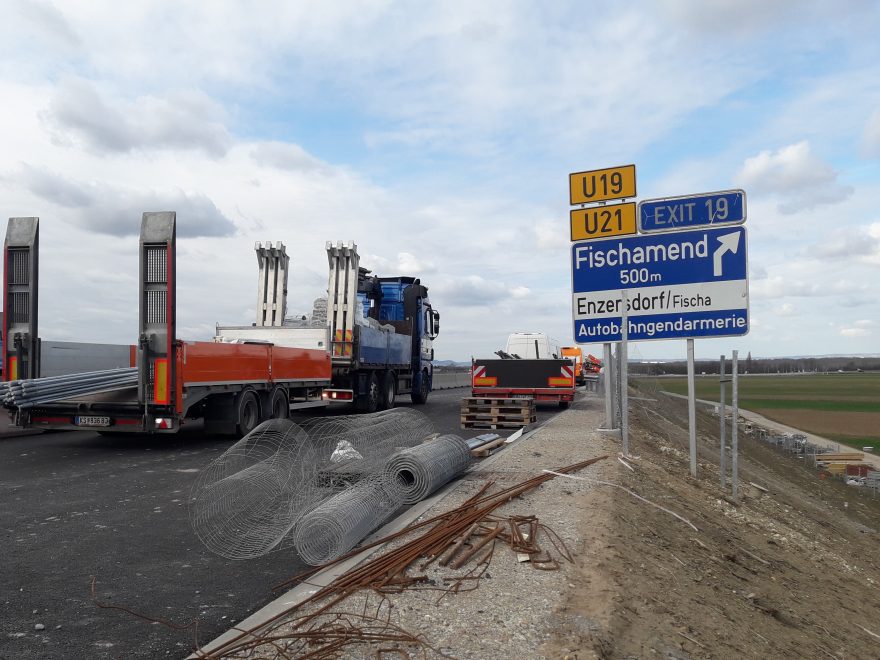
[292,475,405,566]
[0,368,138,408]
[384,434,472,505]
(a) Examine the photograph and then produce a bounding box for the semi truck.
[472,333,575,408]
[215,239,440,413]
[3,213,439,435]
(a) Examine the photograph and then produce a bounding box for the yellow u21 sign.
[569,164,636,205]
[570,202,636,241]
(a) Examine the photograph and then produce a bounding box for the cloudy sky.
[1,1,879,361]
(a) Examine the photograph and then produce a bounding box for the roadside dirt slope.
[548,387,880,659]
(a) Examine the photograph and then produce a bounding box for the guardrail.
[432,372,471,390]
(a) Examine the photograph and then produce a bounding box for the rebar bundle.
[189,419,323,560]
[0,367,137,409]
[292,474,405,566]
[385,434,473,504]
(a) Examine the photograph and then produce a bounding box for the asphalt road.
[0,386,569,660]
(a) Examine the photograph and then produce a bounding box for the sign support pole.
[603,342,614,429]
[719,354,727,489]
[732,350,740,499]
[621,290,629,455]
[687,338,697,478]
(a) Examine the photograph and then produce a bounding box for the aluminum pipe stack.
[385,434,472,505]
[292,475,405,566]
[0,367,137,408]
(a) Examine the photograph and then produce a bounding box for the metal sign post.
[732,350,740,498]
[687,338,697,477]
[621,290,629,455]
[719,354,727,489]
[603,342,614,429]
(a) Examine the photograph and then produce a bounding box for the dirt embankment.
[547,388,880,659]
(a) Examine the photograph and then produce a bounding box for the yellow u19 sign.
[569,164,636,205]
[570,202,636,241]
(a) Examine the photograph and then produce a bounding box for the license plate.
[75,416,111,427]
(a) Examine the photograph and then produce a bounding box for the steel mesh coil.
[384,434,472,504]
[189,409,435,561]
[292,474,405,566]
[301,408,434,479]
[189,419,323,560]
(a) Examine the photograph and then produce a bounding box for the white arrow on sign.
[713,232,741,277]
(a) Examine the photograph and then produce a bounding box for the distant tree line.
[629,354,880,376]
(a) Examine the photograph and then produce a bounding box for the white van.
[505,333,560,359]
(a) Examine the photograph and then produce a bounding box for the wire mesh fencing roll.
[292,474,406,566]
[300,408,435,487]
[384,434,472,504]
[189,419,324,560]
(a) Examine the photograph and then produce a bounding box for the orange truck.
[3,214,332,436]
[560,347,586,385]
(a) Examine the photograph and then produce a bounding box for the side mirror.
[431,310,440,338]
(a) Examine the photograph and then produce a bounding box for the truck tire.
[559,400,571,410]
[357,373,380,413]
[411,369,430,404]
[267,386,289,420]
[380,371,396,410]
[236,390,261,437]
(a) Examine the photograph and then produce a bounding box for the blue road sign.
[639,189,746,233]
[571,226,749,343]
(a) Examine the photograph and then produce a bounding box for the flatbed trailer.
[4,214,331,435]
[471,358,576,408]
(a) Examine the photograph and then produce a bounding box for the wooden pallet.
[460,396,536,430]
[461,412,536,423]
[461,404,533,415]
[461,420,533,430]
[461,397,533,407]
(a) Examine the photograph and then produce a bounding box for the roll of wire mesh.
[190,409,436,560]
[189,419,323,560]
[300,408,435,480]
[384,434,472,504]
[292,474,405,566]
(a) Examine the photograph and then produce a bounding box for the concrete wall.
[432,372,471,390]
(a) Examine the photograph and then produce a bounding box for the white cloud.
[736,141,853,214]
[41,78,231,157]
[840,327,870,337]
[777,303,796,317]
[808,224,880,265]
[6,164,236,237]
[863,109,880,158]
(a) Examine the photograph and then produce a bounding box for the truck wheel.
[380,371,396,410]
[560,400,571,410]
[411,369,430,404]
[357,373,380,413]
[236,390,261,436]
[268,386,289,420]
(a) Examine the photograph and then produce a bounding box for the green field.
[639,373,880,451]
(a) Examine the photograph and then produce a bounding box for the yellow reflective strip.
[154,359,169,404]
